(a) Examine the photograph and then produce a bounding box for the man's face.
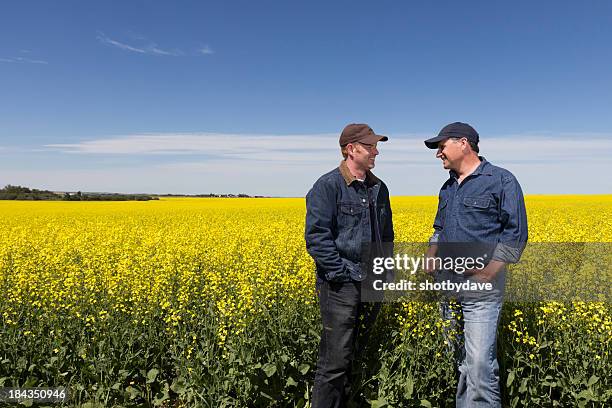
[349,142,379,170]
[435,138,465,170]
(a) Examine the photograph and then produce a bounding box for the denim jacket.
[305,161,394,282]
[430,157,528,263]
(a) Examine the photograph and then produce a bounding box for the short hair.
[451,137,479,153]
[469,141,480,153]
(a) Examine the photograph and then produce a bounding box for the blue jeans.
[311,278,380,408]
[440,299,503,408]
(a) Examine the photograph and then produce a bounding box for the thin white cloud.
[45,133,338,161]
[149,45,183,56]
[0,56,48,64]
[96,32,182,56]
[196,45,214,55]
[96,32,211,57]
[5,131,606,195]
[44,131,612,165]
[97,32,148,54]
[5,152,611,197]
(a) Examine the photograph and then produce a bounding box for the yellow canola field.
[0,195,610,406]
[1,195,611,339]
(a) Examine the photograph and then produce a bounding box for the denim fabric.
[431,158,527,407]
[305,164,394,282]
[431,157,528,263]
[306,163,392,407]
[440,300,503,408]
[311,278,380,408]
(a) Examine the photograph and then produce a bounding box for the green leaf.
[577,389,595,401]
[308,328,321,340]
[125,386,140,399]
[17,357,27,370]
[262,363,277,378]
[404,376,414,399]
[152,385,170,406]
[23,378,37,388]
[420,400,432,408]
[587,375,599,387]
[260,391,274,400]
[298,363,310,375]
[506,370,515,387]
[369,397,387,408]
[519,378,528,394]
[378,365,389,381]
[171,377,187,395]
[539,340,552,349]
[286,376,298,387]
[146,368,159,384]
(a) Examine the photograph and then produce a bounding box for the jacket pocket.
[338,202,363,226]
[336,202,363,260]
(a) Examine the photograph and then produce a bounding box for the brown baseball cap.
[339,123,388,146]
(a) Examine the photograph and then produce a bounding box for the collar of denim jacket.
[449,156,493,179]
[339,160,380,187]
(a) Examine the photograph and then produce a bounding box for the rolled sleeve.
[492,242,522,263]
[429,196,446,245]
[492,175,528,263]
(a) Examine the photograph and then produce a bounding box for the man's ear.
[346,143,355,156]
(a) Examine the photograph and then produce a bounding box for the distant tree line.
[0,185,158,201]
[158,193,259,198]
[62,191,159,201]
[0,185,60,200]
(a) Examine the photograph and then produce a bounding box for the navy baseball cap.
[424,122,479,149]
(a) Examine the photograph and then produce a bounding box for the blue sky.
[1,0,611,196]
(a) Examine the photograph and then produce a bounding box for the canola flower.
[0,195,610,405]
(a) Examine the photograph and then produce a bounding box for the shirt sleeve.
[429,195,446,245]
[492,174,529,263]
[381,185,394,243]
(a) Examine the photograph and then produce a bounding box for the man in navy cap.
[424,122,528,407]
[305,123,394,407]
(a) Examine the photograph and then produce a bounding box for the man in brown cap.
[305,123,394,407]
